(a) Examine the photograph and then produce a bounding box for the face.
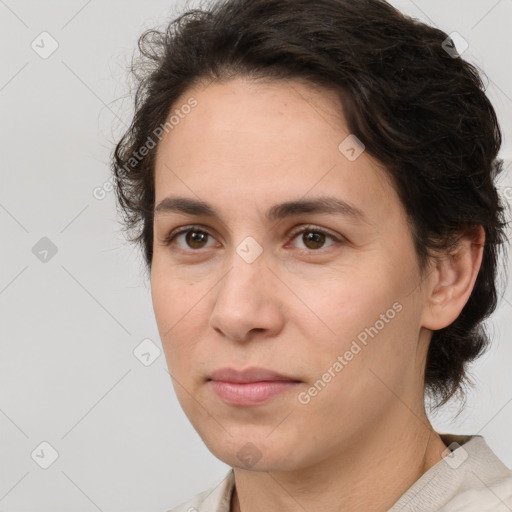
[151,77,432,472]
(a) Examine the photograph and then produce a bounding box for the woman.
[111,0,512,510]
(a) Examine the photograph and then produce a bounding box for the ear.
[421,226,485,331]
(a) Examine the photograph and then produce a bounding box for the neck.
[230,414,447,512]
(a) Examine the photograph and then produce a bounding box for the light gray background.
[1,0,511,511]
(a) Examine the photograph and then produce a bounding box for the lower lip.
[208,380,299,406]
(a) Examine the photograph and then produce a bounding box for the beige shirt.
[167,434,512,512]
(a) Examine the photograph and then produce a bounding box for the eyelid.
[287,224,341,242]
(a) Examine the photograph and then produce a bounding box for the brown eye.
[185,230,209,249]
[289,226,338,251]
[302,231,326,250]
[164,226,217,250]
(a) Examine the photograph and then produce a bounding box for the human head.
[111,0,507,418]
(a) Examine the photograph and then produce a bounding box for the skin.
[150,77,484,512]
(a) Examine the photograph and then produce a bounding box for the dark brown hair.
[111,0,508,408]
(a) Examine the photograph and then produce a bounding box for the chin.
[202,434,311,472]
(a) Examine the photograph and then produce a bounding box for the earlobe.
[422,226,485,331]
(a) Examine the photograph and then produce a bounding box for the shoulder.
[390,434,512,512]
[439,434,512,511]
[166,468,235,512]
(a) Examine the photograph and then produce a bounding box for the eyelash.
[162,224,344,253]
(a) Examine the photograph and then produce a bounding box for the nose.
[209,253,285,343]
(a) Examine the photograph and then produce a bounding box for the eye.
[287,225,340,251]
[163,225,217,251]
[162,224,343,253]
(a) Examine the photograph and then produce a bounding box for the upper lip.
[208,367,300,383]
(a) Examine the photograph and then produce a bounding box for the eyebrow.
[154,195,369,224]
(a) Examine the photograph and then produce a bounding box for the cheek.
[293,267,400,346]
[293,266,419,393]
[151,258,199,323]
[151,273,204,368]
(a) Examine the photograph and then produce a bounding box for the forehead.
[157,77,345,161]
[153,77,398,221]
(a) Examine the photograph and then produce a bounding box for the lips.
[207,367,302,406]
[208,366,301,384]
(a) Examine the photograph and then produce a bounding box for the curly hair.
[111,0,508,409]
